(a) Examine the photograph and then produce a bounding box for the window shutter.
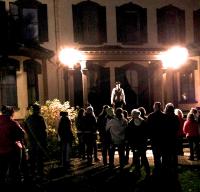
[38,4,48,42]
[141,8,147,43]
[98,6,107,43]
[0,2,7,53]
[157,8,165,43]
[193,10,200,43]
[178,10,185,43]
[116,7,123,42]
[72,5,81,42]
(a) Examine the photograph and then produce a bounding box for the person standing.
[82,106,97,165]
[126,109,150,178]
[97,105,110,165]
[111,81,126,109]
[106,107,128,169]
[147,101,166,176]
[58,111,73,169]
[163,103,179,176]
[174,108,185,156]
[0,105,25,185]
[75,108,86,160]
[183,112,200,160]
[24,104,47,180]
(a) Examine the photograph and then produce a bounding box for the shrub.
[26,99,78,160]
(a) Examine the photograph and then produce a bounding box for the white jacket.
[106,117,127,144]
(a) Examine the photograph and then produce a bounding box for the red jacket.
[183,120,199,137]
[0,115,23,154]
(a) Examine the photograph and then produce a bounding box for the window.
[179,61,197,103]
[9,1,48,45]
[0,57,20,107]
[23,60,41,106]
[27,70,39,106]
[0,58,19,107]
[0,70,17,107]
[194,9,200,43]
[116,3,147,44]
[157,5,185,44]
[22,8,39,42]
[180,72,195,103]
[72,1,107,44]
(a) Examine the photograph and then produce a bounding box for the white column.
[82,69,88,107]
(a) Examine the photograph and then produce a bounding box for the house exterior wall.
[46,0,200,112]
[2,0,200,118]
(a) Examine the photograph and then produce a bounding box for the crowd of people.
[0,84,200,185]
[75,101,200,178]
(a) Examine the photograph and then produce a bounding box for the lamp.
[58,48,86,70]
[159,46,188,69]
[159,46,189,106]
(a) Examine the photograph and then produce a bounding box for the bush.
[27,99,78,160]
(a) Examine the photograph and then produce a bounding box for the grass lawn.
[178,165,200,192]
[134,164,200,192]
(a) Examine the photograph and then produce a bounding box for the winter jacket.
[0,115,23,154]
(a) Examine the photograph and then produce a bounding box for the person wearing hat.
[111,81,126,109]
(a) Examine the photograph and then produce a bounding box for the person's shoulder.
[11,119,20,126]
[147,112,153,118]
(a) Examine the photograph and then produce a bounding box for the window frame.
[23,59,41,106]
[0,68,18,107]
[9,1,48,45]
[116,2,147,45]
[179,71,195,103]
[157,5,185,44]
[72,1,107,45]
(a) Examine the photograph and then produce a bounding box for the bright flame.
[159,46,188,69]
[59,48,85,69]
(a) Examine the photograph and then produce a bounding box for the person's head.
[115,107,123,119]
[60,111,68,117]
[86,106,94,116]
[189,107,199,120]
[174,108,184,118]
[187,112,195,121]
[31,104,41,114]
[131,109,141,119]
[78,108,85,117]
[100,105,109,115]
[153,102,162,112]
[189,107,198,114]
[106,107,115,118]
[1,105,14,117]
[103,105,109,110]
[138,107,146,117]
[123,110,128,119]
[164,102,174,114]
[115,81,121,89]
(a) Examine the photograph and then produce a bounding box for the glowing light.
[59,48,85,69]
[159,46,188,69]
